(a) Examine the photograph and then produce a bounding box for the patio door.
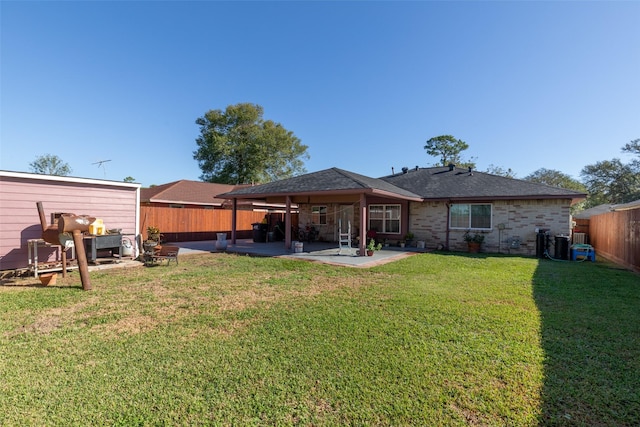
[336,205,354,241]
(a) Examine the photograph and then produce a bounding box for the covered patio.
[173,238,425,268]
[217,168,423,257]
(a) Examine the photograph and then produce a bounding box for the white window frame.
[368,204,401,234]
[449,203,492,230]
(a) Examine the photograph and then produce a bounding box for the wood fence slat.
[589,207,639,273]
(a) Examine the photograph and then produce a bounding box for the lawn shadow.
[532,258,640,425]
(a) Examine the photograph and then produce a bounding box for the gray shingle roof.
[380,166,586,200]
[219,168,422,199]
[218,166,586,202]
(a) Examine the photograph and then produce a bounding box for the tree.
[123,176,136,183]
[193,103,309,184]
[581,159,640,207]
[485,164,517,178]
[622,138,640,170]
[29,154,72,176]
[424,135,475,169]
[525,168,588,213]
[622,138,640,156]
[524,168,587,192]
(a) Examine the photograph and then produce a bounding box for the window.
[450,203,492,230]
[368,204,401,234]
[311,206,327,225]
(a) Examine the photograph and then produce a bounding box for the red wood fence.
[140,206,296,242]
[589,207,640,273]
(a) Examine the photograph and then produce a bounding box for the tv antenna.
[92,159,112,177]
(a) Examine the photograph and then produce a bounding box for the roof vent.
[468,166,472,172]
[391,166,395,175]
[402,167,409,174]
[448,163,455,171]
[415,166,419,171]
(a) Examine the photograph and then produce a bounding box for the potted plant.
[144,226,161,252]
[463,230,485,253]
[147,226,161,242]
[366,238,382,256]
[404,232,415,247]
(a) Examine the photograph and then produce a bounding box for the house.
[141,180,241,209]
[0,170,140,272]
[219,166,586,256]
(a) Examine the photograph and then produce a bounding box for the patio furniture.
[144,245,180,266]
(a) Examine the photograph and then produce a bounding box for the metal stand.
[27,239,76,278]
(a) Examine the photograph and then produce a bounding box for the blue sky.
[1,1,638,187]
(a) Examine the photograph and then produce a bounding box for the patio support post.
[359,193,367,256]
[231,198,237,244]
[285,195,292,249]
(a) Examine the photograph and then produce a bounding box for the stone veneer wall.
[409,199,573,255]
[297,203,360,242]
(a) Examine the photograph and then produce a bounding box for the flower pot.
[367,250,374,256]
[468,242,481,253]
[215,233,228,251]
[39,273,57,286]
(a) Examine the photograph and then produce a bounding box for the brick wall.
[409,199,574,255]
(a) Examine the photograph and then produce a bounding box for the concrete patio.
[173,239,426,268]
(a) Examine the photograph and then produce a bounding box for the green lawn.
[1,252,638,425]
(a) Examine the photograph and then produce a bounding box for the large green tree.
[524,168,587,192]
[581,159,640,207]
[29,154,72,176]
[580,139,640,207]
[424,135,475,169]
[193,103,309,184]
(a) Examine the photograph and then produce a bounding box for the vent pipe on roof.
[415,166,419,171]
[448,163,455,171]
[392,167,395,174]
[402,167,409,174]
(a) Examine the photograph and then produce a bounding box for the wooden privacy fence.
[140,206,272,242]
[589,207,640,273]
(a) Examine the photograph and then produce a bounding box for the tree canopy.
[579,139,640,207]
[524,168,587,192]
[29,154,72,176]
[424,135,475,169]
[193,103,309,184]
[581,158,640,207]
[485,164,517,178]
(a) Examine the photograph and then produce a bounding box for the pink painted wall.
[0,171,140,271]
